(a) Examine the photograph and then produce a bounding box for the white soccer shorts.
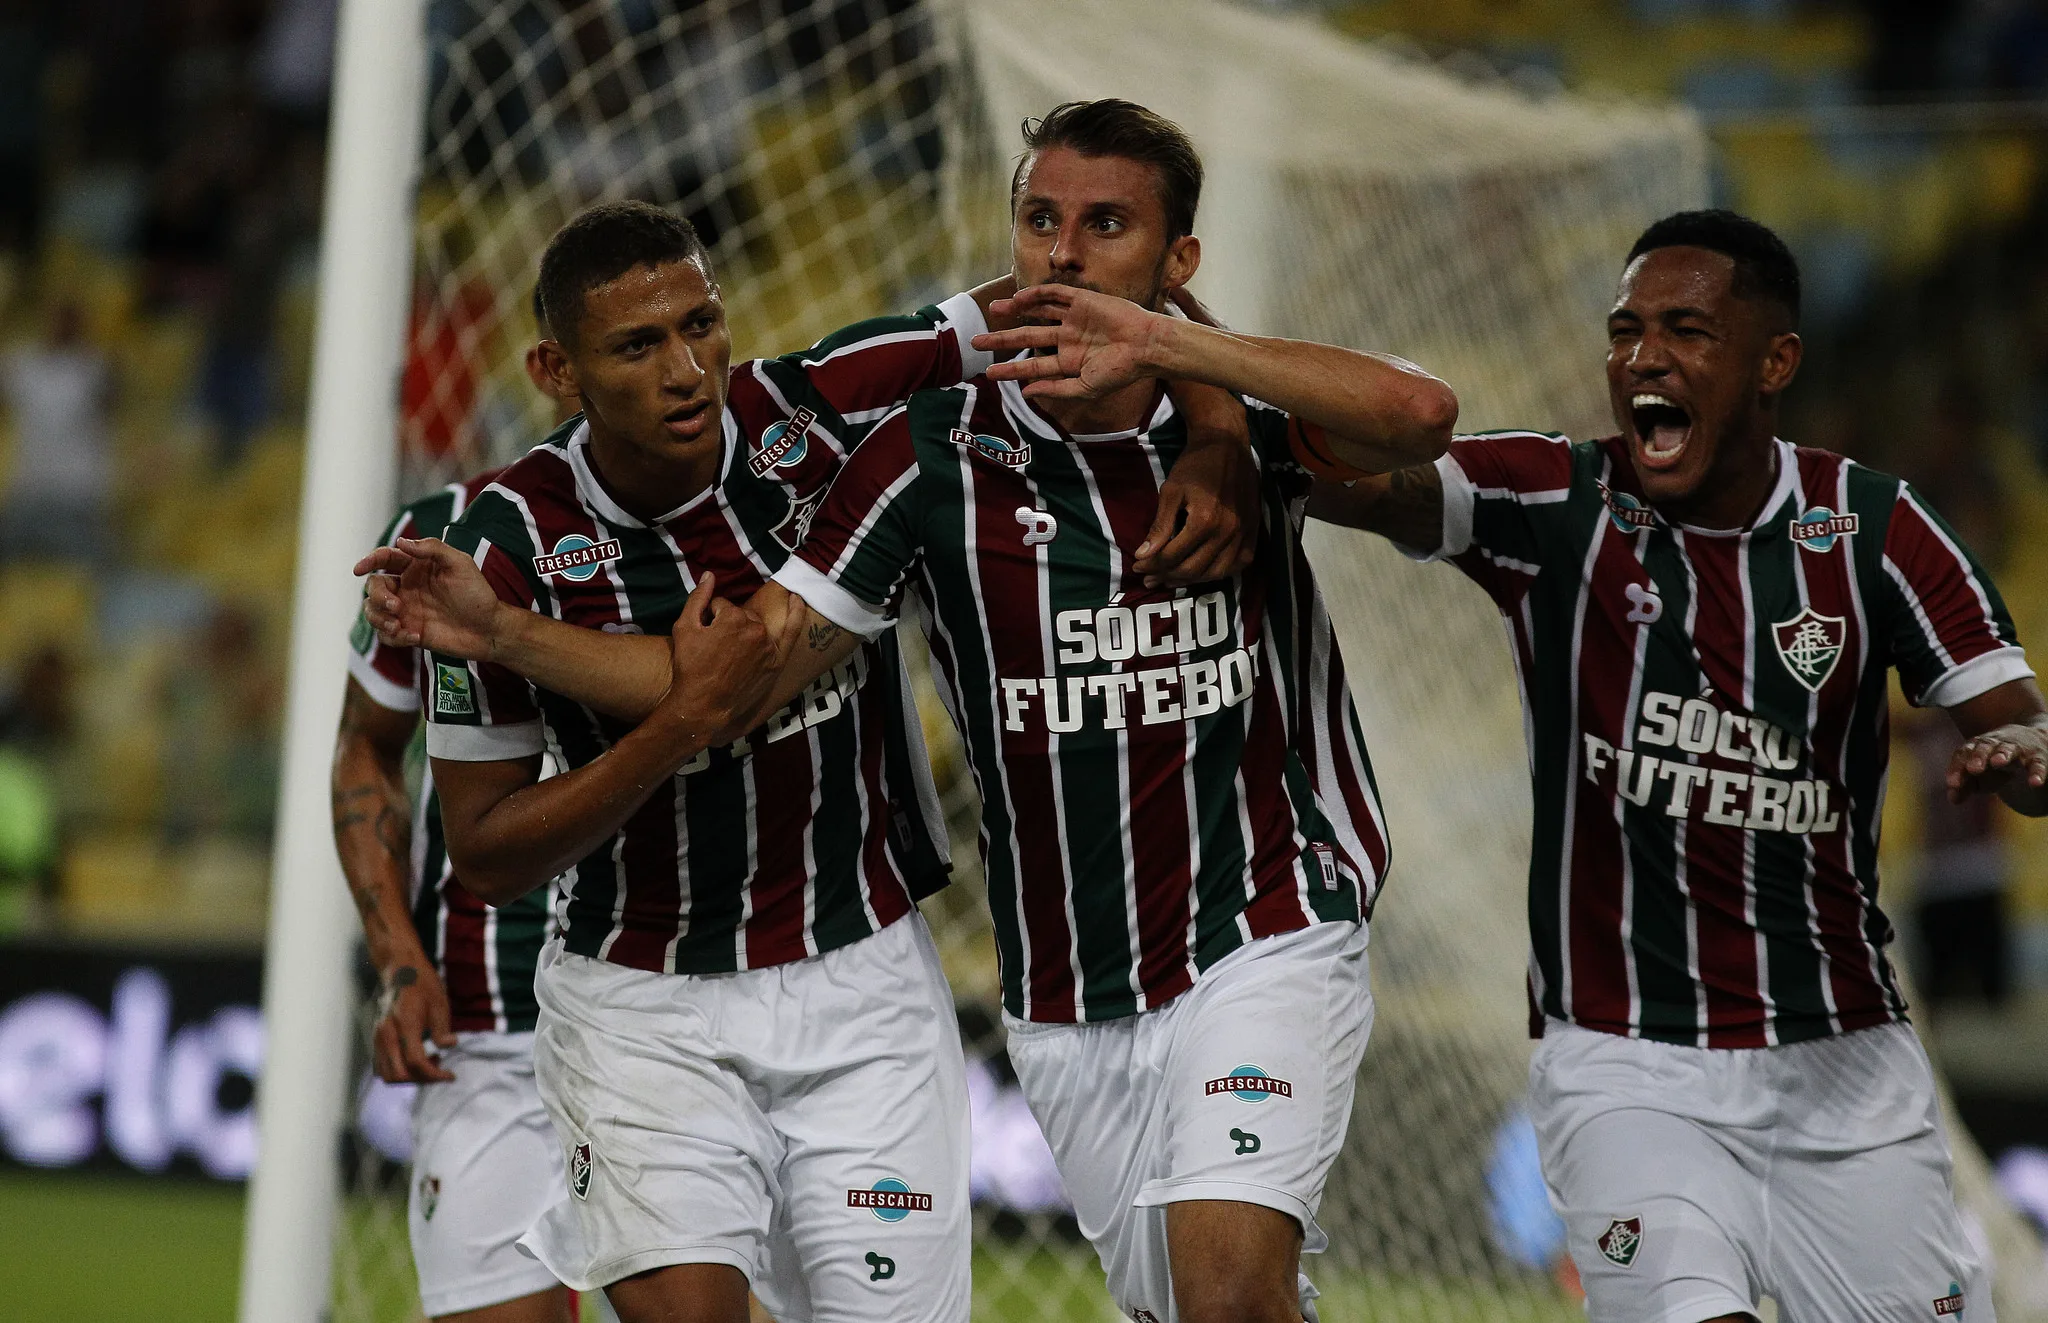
[407,1031,568,1317]
[519,913,971,1323]
[1531,1018,1990,1323]
[1003,919,1373,1323]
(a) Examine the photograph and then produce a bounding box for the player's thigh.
[603,1263,751,1323]
[1003,1008,1168,1316]
[434,1286,575,1323]
[767,918,972,1323]
[1165,1199,1303,1323]
[1767,1127,1987,1322]
[409,1036,568,1318]
[526,951,781,1294]
[1534,1098,1761,1323]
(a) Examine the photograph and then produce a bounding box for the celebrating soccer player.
[354,198,1258,1323]
[1317,208,2046,1322]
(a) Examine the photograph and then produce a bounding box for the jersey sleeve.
[771,407,924,639]
[1426,431,1576,609]
[347,506,425,712]
[751,291,994,438]
[1877,480,2034,709]
[422,519,550,762]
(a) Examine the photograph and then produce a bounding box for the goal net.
[335,1,2047,1319]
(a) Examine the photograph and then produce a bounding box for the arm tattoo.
[807,621,842,653]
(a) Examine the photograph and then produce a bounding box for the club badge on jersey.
[1772,608,1848,692]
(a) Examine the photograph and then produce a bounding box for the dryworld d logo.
[849,1177,932,1222]
[1597,1215,1642,1267]
[1204,1065,1293,1103]
[1772,607,1848,693]
[533,533,623,582]
[1789,506,1859,553]
[952,427,1030,469]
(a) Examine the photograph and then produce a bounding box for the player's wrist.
[486,599,536,667]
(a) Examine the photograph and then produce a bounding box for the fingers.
[424,982,457,1051]
[364,578,419,647]
[988,285,1076,321]
[975,326,1064,360]
[1135,485,1187,569]
[393,1004,456,1084]
[1020,377,1097,401]
[353,545,414,578]
[680,571,716,628]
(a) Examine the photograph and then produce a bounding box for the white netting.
[335,1,2048,1319]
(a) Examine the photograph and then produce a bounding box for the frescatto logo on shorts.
[1205,1065,1293,1102]
[849,1177,932,1221]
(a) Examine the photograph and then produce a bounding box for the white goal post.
[252,2,2047,1320]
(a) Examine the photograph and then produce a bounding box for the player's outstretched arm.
[1944,676,2048,816]
[332,677,456,1083]
[358,537,672,721]
[1302,463,1447,556]
[975,284,1458,473]
[432,578,806,902]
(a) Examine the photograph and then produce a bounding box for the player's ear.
[535,338,578,398]
[1163,234,1200,294]
[1760,330,1802,398]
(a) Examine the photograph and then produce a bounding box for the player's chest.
[530,516,772,635]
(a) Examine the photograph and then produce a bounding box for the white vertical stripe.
[1835,463,1893,1009]
[1786,464,1843,1033]
[1617,536,1655,1036]
[1557,479,1613,1022]
[1671,532,1709,1046]
[1736,535,1774,1044]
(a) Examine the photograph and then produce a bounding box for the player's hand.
[974,285,1171,400]
[354,536,508,662]
[1137,413,1257,588]
[653,573,803,748]
[1946,723,2048,804]
[371,963,457,1085]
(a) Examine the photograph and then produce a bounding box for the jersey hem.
[559,907,911,976]
[1546,1009,1908,1049]
[427,719,548,761]
[1919,644,2035,710]
[1132,1178,1325,1251]
[347,648,421,713]
[772,558,893,638]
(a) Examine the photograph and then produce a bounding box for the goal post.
[238,1,426,1320]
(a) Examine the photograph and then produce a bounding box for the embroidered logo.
[1934,1282,1965,1316]
[1016,507,1058,547]
[1597,1215,1642,1267]
[1772,607,1848,693]
[1598,481,1657,533]
[433,663,475,716]
[533,533,622,582]
[1789,506,1859,553]
[1205,1065,1293,1103]
[570,1141,593,1200]
[771,489,824,552]
[749,407,817,477]
[953,427,1030,469]
[1624,581,1663,625]
[849,1177,931,1222]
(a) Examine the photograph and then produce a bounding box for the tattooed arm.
[332,678,455,1084]
[1303,462,1447,555]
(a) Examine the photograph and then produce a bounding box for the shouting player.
[1318,209,2047,1321]
[356,199,1258,1323]
[333,289,602,1323]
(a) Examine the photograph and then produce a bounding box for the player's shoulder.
[447,423,582,546]
[1445,428,1605,492]
[1787,442,1904,506]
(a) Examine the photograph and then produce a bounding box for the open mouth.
[1629,392,1692,470]
[663,400,710,434]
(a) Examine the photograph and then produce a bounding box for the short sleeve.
[755,291,993,434]
[347,507,424,712]
[422,528,549,761]
[772,408,924,638]
[1425,431,1576,609]
[1878,481,2034,709]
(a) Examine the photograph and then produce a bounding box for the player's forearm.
[722,584,864,731]
[492,610,672,722]
[439,713,716,903]
[1149,318,1456,471]
[1304,464,1446,554]
[331,726,428,977]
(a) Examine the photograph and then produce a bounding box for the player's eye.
[1028,211,1055,231]
[1093,217,1124,234]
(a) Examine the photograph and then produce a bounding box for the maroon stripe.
[1320,624,1386,896]
[1680,533,1767,1047]
[1072,441,1196,1006]
[742,726,816,969]
[1562,520,1646,1035]
[855,681,914,931]
[439,872,495,1029]
[796,415,921,576]
[799,334,953,417]
[1235,657,1314,943]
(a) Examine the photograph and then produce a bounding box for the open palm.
[977,285,1167,400]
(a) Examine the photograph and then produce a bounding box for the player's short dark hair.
[1013,99,1203,240]
[537,201,711,345]
[1627,209,1801,328]
[530,283,549,339]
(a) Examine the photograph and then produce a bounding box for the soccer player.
[355,199,1258,1323]
[333,289,592,1323]
[1315,209,2047,1322]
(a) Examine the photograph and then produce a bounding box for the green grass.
[0,1174,1581,1322]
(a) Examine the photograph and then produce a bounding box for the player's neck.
[1655,428,1781,531]
[1034,379,1161,438]
[583,422,721,522]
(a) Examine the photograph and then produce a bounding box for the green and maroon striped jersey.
[776,376,1387,1024]
[1429,431,2033,1047]
[349,469,550,1034]
[423,294,992,975]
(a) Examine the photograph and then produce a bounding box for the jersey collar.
[996,363,1176,444]
[562,411,734,529]
[1666,437,1797,539]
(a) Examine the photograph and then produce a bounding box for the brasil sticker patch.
[1597,1215,1642,1267]
[1772,606,1848,693]
[952,427,1030,469]
[1789,506,1859,553]
[849,1177,931,1222]
[433,663,475,716]
[1204,1065,1293,1102]
[749,406,817,477]
[533,533,622,582]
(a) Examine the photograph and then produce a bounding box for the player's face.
[1012,146,1199,310]
[544,257,731,463]
[1606,246,1798,511]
